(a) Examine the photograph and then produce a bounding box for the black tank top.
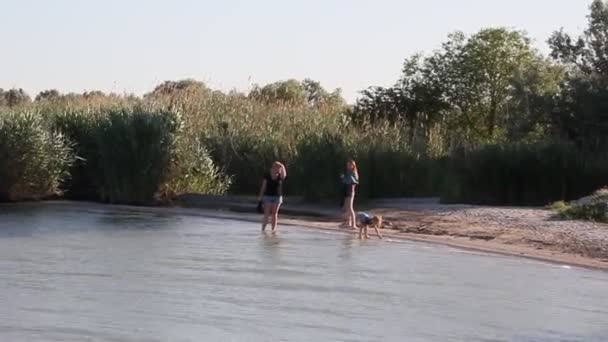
[264,173,283,196]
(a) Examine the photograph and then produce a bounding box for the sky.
[0,0,592,102]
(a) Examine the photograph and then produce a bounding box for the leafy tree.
[302,79,345,107]
[249,79,307,104]
[146,79,209,98]
[506,56,564,142]
[3,88,31,107]
[35,89,61,102]
[549,0,608,152]
[83,90,106,98]
[354,28,557,149]
[441,29,536,141]
[250,79,345,107]
[352,86,408,124]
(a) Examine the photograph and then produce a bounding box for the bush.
[51,106,231,204]
[290,132,349,201]
[558,189,608,223]
[9,86,608,208]
[288,125,442,201]
[52,109,101,200]
[547,200,568,211]
[0,111,73,201]
[204,130,288,196]
[159,136,232,199]
[441,143,608,205]
[94,108,180,204]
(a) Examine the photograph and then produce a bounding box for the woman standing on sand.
[341,159,359,229]
[257,161,287,232]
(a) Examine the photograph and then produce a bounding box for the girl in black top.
[340,159,359,229]
[257,161,287,232]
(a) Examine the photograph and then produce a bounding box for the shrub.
[441,143,608,205]
[290,132,349,201]
[559,189,608,223]
[51,106,232,204]
[159,136,232,199]
[52,109,101,200]
[0,111,73,201]
[93,108,181,204]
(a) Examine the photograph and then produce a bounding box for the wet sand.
[178,195,608,271]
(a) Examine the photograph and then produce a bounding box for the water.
[0,202,607,342]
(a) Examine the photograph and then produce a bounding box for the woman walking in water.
[257,161,287,232]
[341,159,359,229]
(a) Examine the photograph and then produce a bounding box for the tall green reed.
[0,111,73,201]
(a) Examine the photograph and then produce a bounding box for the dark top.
[264,172,283,196]
[341,171,358,197]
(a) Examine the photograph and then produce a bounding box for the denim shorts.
[263,196,283,205]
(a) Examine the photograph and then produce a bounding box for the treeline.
[1,1,608,205]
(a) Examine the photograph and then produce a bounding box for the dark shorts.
[263,196,283,205]
[342,184,354,198]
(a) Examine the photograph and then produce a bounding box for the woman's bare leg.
[271,203,281,231]
[347,196,357,229]
[262,203,271,231]
[343,198,351,228]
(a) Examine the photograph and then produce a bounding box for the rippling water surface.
[0,202,607,341]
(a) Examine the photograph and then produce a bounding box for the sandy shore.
[178,195,608,271]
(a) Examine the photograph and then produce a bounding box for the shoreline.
[278,217,608,271]
[178,195,608,271]
[2,197,607,271]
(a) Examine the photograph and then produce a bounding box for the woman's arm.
[258,179,267,202]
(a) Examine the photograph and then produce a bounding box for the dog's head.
[371,215,383,228]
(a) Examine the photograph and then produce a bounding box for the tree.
[506,56,564,142]
[249,79,345,107]
[441,29,536,141]
[549,0,608,152]
[3,88,31,107]
[146,79,209,98]
[83,90,106,98]
[35,89,61,102]
[302,79,345,107]
[249,79,307,104]
[353,86,408,124]
[354,28,550,148]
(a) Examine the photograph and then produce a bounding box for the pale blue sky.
[0,0,592,102]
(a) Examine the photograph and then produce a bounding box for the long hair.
[272,161,287,179]
[348,159,359,178]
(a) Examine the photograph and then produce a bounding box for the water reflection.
[96,207,182,231]
[260,231,284,262]
[338,234,354,261]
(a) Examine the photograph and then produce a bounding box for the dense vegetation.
[552,189,608,223]
[1,1,608,206]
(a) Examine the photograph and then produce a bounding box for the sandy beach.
[178,195,608,270]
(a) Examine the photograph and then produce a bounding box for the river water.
[0,202,606,342]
